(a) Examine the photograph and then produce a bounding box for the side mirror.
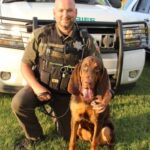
[107,0,122,8]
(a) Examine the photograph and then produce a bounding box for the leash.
[40,103,70,119]
[37,91,70,119]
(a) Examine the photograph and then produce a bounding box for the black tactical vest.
[36,24,90,93]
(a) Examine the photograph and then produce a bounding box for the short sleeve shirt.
[22,23,101,67]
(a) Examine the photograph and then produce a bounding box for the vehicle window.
[135,0,149,13]
[3,0,54,2]
[3,0,100,4]
[75,0,99,4]
[3,0,23,2]
[106,0,121,8]
[121,0,132,10]
[148,1,150,14]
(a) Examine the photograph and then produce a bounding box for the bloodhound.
[68,56,115,150]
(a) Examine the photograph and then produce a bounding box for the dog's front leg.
[69,118,79,150]
[90,122,100,150]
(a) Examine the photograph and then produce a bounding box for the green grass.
[0,61,150,150]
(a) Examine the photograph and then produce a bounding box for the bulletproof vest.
[36,24,90,93]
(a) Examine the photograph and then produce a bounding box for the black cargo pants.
[11,86,71,141]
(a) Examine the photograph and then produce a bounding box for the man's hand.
[33,84,51,102]
[37,91,51,102]
[91,100,106,114]
[91,95,110,114]
[21,63,51,102]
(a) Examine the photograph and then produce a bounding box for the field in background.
[0,60,150,150]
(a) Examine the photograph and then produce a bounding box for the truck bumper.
[102,49,145,85]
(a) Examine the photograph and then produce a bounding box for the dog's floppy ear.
[67,62,81,95]
[97,67,109,97]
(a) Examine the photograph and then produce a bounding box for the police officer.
[11,0,113,148]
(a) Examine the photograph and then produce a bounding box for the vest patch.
[73,41,83,51]
[36,24,90,93]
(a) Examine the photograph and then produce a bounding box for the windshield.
[3,0,54,2]
[3,0,100,4]
[121,0,133,10]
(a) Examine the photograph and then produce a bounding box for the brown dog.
[68,56,115,150]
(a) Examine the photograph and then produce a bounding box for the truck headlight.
[123,23,147,49]
[125,29,133,39]
[124,29,141,47]
[0,25,24,49]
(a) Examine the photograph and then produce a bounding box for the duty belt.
[60,65,75,78]
[43,61,75,76]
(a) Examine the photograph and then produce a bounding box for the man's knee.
[11,93,22,113]
[11,86,35,113]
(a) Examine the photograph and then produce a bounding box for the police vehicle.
[0,0,149,93]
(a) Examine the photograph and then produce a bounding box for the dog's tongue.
[81,88,93,102]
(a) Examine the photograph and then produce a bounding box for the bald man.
[12,0,113,148]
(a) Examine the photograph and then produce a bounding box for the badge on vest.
[73,41,83,51]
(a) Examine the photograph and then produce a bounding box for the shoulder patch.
[28,32,35,42]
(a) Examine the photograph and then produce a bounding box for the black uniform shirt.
[22,23,101,67]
